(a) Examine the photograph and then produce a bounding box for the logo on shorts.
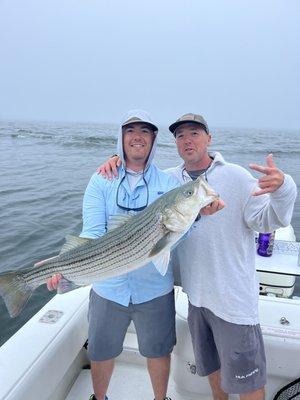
[235,368,258,380]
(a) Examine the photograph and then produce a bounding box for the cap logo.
[169,112,209,135]
[124,117,142,124]
[181,113,195,121]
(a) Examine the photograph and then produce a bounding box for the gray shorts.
[88,289,176,361]
[188,304,266,394]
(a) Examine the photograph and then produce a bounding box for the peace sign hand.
[249,154,284,196]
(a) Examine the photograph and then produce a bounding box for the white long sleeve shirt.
[166,152,297,325]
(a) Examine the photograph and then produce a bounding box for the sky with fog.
[0,0,299,129]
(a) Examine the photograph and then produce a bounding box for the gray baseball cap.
[169,113,209,136]
[122,115,158,133]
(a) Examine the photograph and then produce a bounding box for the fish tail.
[0,271,33,318]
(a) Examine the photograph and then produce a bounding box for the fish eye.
[185,190,193,197]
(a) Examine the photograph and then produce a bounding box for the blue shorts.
[88,289,176,361]
[188,304,266,394]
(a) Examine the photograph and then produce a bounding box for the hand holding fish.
[200,198,226,216]
[249,154,284,196]
[47,273,62,290]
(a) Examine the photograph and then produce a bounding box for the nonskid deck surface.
[66,361,200,400]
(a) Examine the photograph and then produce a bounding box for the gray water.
[0,120,299,347]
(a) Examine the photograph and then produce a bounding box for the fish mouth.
[196,177,219,205]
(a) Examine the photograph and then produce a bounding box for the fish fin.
[59,235,90,254]
[57,278,82,294]
[149,233,174,275]
[0,271,32,318]
[152,251,171,276]
[107,213,134,232]
[149,233,172,257]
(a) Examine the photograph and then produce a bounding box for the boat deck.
[66,361,200,400]
[65,330,202,400]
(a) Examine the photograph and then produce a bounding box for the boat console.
[256,226,300,298]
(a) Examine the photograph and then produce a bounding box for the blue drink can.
[257,232,275,257]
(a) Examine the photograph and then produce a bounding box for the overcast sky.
[0,0,299,129]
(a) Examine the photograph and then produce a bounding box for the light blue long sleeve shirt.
[80,164,181,306]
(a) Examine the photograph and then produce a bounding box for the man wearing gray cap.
[166,113,297,400]
[99,112,297,400]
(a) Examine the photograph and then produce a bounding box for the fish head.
[162,177,219,233]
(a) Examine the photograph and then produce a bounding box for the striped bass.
[0,176,218,317]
